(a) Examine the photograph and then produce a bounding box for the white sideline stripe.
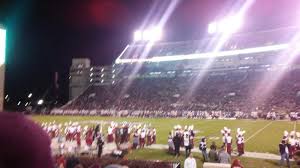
[244,121,273,143]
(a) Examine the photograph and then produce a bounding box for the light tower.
[133,26,163,42]
[0,26,6,111]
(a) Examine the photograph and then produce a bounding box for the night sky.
[1,0,300,107]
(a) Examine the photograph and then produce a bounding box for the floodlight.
[142,29,151,41]
[28,93,32,98]
[134,30,142,41]
[37,99,44,105]
[219,16,243,34]
[150,27,163,41]
[142,27,163,41]
[208,22,217,34]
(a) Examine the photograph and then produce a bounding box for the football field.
[31,115,299,154]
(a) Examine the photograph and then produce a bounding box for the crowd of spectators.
[56,69,300,119]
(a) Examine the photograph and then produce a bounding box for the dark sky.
[1,0,300,106]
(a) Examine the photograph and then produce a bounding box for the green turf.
[31,115,300,154]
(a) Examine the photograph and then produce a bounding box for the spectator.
[208,143,218,163]
[218,146,231,164]
[56,154,66,168]
[279,140,290,168]
[294,150,300,168]
[184,153,197,168]
[0,112,53,168]
[199,137,208,162]
[66,155,80,168]
[210,141,217,151]
[74,164,84,168]
[105,164,129,168]
[231,159,244,168]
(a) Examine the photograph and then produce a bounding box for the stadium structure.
[55,27,300,118]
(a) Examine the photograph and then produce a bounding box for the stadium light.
[134,30,143,41]
[208,15,243,34]
[220,16,243,33]
[133,27,163,42]
[37,99,44,105]
[17,101,21,106]
[5,94,8,99]
[28,93,32,98]
[208,22,217,34]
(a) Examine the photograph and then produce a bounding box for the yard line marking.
[244,121,273,143]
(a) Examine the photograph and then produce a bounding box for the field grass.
[31,115,300,155]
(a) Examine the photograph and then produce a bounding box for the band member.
[296,132,300,150]
[85,128,94,147]
[146,128,152,146]
[140,129,146,148]
[283,130,289,142]
[183,128,191,158]
[76,126,81,148]
[153,128,157,144]
[226,132,232,155]
[236,128,245,156]
[289,131,296,158]
[107,126,114,143]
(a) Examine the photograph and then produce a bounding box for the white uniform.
[226,136,232,144]
[237,136,244,144]
[141,131,146,139]
[183,131,190,147]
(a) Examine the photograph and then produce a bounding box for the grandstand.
[55,27,300,118]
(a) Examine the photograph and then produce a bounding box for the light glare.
[37,99,44,105]
[28,93,32,98]
[134,30,142,41]
[0,28,6,65]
